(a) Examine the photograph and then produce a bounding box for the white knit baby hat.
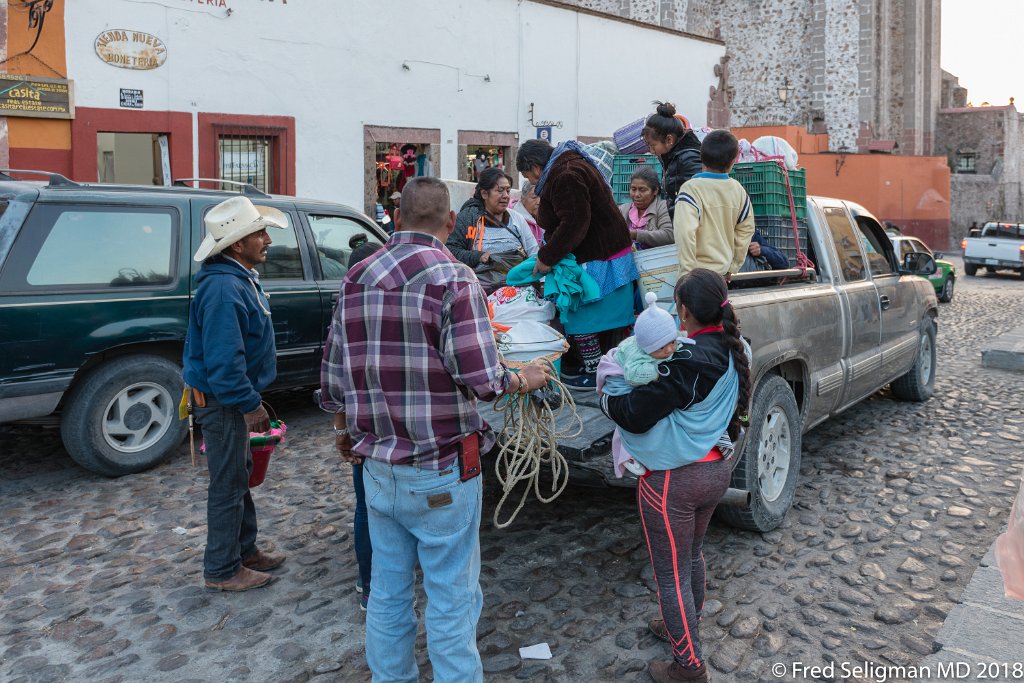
[634,292,679,353]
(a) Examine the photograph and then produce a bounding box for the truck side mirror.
[902,252,937,276]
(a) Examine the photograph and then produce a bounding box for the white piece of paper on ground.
[518,643,552,660]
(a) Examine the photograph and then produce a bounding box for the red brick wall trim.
[10,147,72,178]
[198,113,296,196]
[70,108,193,183]
[457,130,519,147]
[364,126,440,144]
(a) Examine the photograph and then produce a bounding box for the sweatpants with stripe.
[638,459,731,668]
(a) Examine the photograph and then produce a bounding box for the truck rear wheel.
[890,318,936,402]
[964,263,978,276]
[717,375,801,533]
[60,355,187,476]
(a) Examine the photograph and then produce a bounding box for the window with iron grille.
[219,136,272,192]
[215,125,287,193]
[955,151,976,174]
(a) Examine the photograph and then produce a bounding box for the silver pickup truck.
[485,196,940,533]
[962,222,1024,277]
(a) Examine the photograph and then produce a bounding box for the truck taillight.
[961,239,967,250]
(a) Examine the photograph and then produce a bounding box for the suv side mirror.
[902,252,937,276]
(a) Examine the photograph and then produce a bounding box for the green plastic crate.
[730,162,807,219]
[611,154,663,205]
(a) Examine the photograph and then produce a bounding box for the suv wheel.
[60,355,187,476]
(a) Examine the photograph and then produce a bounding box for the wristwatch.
[332,427,349,437]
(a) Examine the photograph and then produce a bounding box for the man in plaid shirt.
[320,177,550,682]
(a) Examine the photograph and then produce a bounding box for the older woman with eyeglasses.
[447,167,539,291]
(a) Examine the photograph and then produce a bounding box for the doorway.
[96,132,170,185]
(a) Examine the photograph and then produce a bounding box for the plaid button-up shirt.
[319,230,512,469]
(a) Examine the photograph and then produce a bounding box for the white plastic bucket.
[632,245,678,312]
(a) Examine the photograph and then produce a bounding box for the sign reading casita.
[0,75,74,119]
[95,30,167,70]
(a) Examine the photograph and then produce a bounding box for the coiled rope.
[491,363,583,529]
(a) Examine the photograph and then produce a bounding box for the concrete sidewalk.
[920,542,1024,682]
[981,325,1024,372]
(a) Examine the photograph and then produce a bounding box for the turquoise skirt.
[563,282,635,335]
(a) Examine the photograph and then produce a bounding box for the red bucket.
[199,419,285,488]
[248,420,286,488]
[249,445,275,487]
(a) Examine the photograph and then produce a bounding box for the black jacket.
[603,331,730,434]
[447,197,487,267]
[661,131,703,219]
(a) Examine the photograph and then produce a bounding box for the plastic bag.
[996,474,1024,599]
[751,136,799,170]
[488,285,555,324]
[497,320,568,364]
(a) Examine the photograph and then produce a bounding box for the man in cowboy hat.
[183,195,289,591]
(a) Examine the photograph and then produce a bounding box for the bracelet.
[332,427,349,437]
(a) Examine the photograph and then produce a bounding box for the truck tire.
[890,318,936,402]
[938,276,954,303]
[717,375,801,533]
[964,263,977,276]
[60,355,187,476]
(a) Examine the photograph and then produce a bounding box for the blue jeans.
[361,457,483,683]
[195,398,257,580]
[352,463,372,594]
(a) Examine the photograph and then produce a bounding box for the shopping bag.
[487,285,556,325]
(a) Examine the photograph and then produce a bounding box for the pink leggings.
[638,459,731,668]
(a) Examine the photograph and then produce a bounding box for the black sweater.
[603,331,730,434]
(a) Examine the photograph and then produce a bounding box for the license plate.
[985,259,1000,265]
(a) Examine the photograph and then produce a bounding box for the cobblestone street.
[2,266,1023,683]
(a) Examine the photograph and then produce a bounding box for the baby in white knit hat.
[616,292,680,386]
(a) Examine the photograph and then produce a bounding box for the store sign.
[0,75,74,119]
[120,88,144,109]
[95,30,167,70]
[221,151,265,177]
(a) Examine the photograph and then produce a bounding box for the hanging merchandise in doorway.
[375,142,434,224]
[464,146,507,183]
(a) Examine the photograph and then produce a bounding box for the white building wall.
[66,0,723,209]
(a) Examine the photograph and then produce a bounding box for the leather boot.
[205,566,274,592]
[648,618,670,642]
[242,548,286,572]
[648,660,710,683]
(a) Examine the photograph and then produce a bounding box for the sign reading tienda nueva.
[95,30,167,70]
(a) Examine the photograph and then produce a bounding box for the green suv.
[0,171,386,476]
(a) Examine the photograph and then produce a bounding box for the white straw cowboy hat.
[194,196,288,262]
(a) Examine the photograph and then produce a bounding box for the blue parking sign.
[536,127,552,142]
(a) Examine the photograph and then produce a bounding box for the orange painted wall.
[3,0,71,174]
[733,126,952,249]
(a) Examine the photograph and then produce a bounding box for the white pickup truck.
[962,222,1024,278]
